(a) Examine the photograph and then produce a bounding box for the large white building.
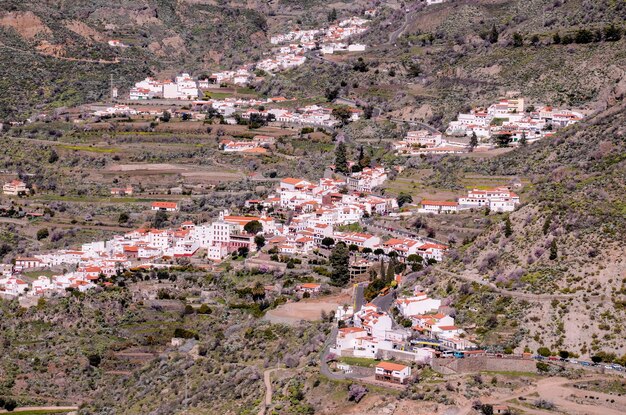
[458,187,520,212]
[3,180,27,196]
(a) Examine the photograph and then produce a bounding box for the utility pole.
[110,73,118,102]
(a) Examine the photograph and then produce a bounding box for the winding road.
[459,376,626,415]
[388,9,413,44]
[257,368,281,415]
[431,269,604,303]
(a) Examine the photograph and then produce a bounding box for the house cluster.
[270,29,320,45]
[331,289,474,376]
[3,179,28,196]
[241,104,361,127]
[203,68,254,87]
[255,44,310,74]
[395,288,476,350]
[0,250,133,298]
[219,135,274,154]
[418,186,520,214]
[0,211,279,298]
[130,73,202,100]
[445,98,584,142]
[393,130,465,156]
[93,104,139,117]
[320,17,369,55]
[333,305,414,385]
[245,174,448,261]
[333,304,413,360]
[269,16,369,56]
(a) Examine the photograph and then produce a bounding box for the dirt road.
[459,376,626,415]
[0,406,78,414]
[258,368,281,415]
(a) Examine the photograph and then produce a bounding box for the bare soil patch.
[265,292,351,325]
[0,11,51,40]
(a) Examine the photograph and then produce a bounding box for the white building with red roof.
[418,200,459,214]
[354,304,393,340]
[0,276,29,296]
[458,187,520,212]
[151,201,179,212]
[3,179,27,196]
[395,292,442,318]
[375,361,411,384]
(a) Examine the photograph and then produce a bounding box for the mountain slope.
[428,102,626,357]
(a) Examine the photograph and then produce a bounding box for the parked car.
[580,361,591,366]
[568,359,579,364]
[604,365,614,370]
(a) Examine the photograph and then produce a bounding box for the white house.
[395,292,442,317]
[347,44,366,52]
[354,304,393,340]
[375,362,411,384]
[151,202,179,212]
[458,187,520,212]
[3,180,27,196]
[418,200,459,214]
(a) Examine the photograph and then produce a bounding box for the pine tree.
[386,257,396,283]
[379,258,386,279]
[604,24,622,42]
[469,132,478,152]
[489,25,499,44]
[549,239,558,260]
[357,146,364,166]
[335,142,349,174]
[519,131,527,147]
[330,243,350,286]
[328,8,337,22]
[543,216,552,235]
[504,217,513,238]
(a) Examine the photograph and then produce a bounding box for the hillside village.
[0,1,625,414]
[128,15,371,100]
[445,98,584,143]
[0,166,452,300]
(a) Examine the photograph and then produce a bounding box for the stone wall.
[432,356,537,374]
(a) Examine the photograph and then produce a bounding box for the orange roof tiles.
[376,362,408,371]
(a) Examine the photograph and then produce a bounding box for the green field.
[337,356,380,367]
[58,145,120,153]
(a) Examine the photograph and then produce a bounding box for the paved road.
[388,8,413,44]
[354,283,365,312]
[365,219,445,246]
[371,289,396,312]
[319,326,345,380]
[389,117,441,134]
[319,326,367,381]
